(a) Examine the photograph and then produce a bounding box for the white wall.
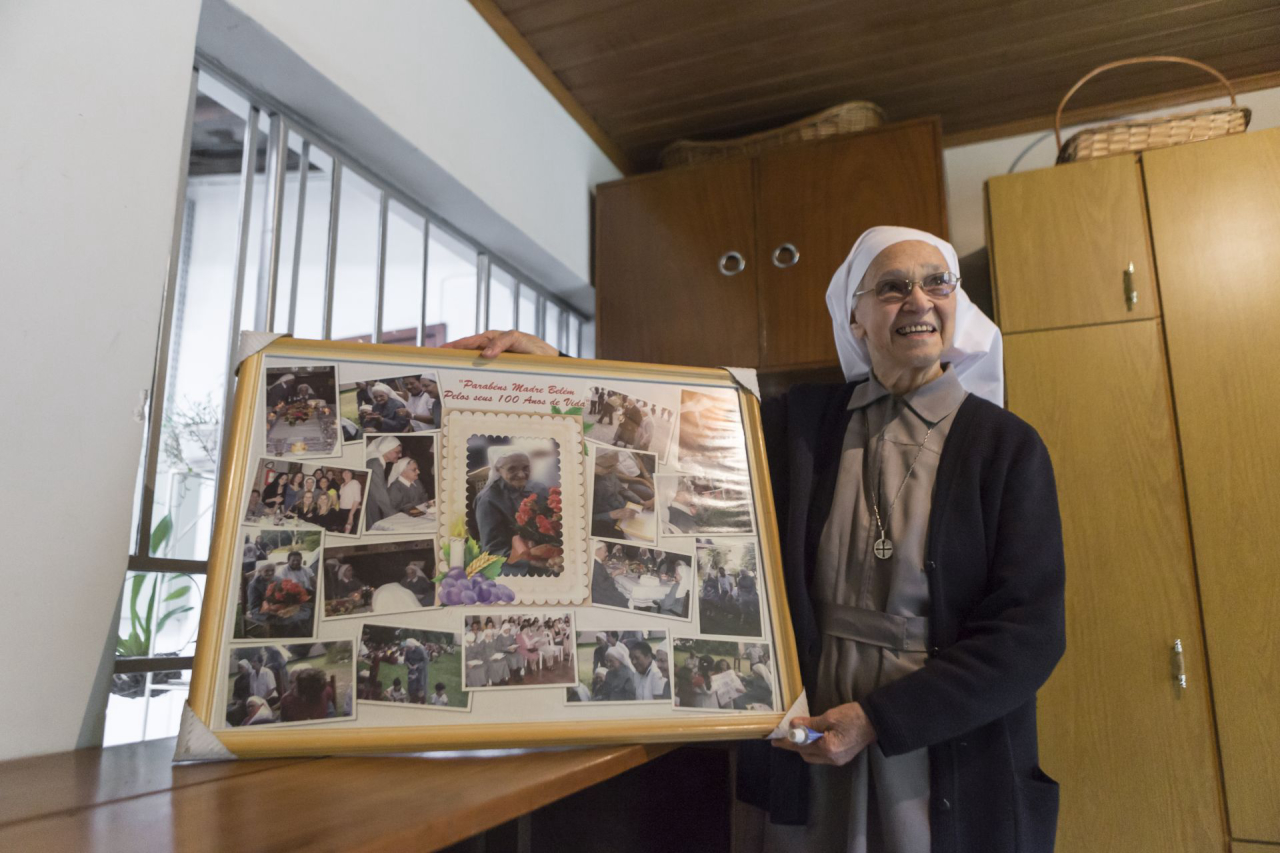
[203,0,622,313]
[0,0,203,759]
[945,87,1280,258]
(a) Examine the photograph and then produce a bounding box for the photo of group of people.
[237,530,321,639]
[224,641,355,727]
[263,366,340,458]
[583,386,675,463]
[245,458,369,536]
[363,434,437,533]
[339,373,441,440]
[465,436,565,577]
[589,542,693,619]
[567,630,670,704]
[696,541,763,637]
[590,446,657,544]
[322,539,435,618]
[462,613,576,689]
[655,474,755,537]
[357,625,468,710]
[671,639,775,712]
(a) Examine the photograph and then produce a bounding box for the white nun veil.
[824,226,1004,406]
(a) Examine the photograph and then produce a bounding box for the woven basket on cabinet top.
[1056,56,1250,164]
[659,100,886,168]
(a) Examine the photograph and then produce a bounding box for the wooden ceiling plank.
[531,0,859,72]
[594,0,1259,127]
[505,0,646,38]
[557,0,1049,93]
[608,4,1280,146]
[466,0,636,174]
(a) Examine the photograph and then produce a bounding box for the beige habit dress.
[741,365,968,853]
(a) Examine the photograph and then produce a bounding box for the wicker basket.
[660,100,886,168]
[1056,56,1250,164]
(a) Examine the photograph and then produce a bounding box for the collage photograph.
[236,529,321,640]
[362,434,437,534]
[589,446,656,544]
[322,539,436,618]
[695,541,764,638]
[357,625,469,710]
[462,612,576,690]
[224,641,355,727]
[339,372,441,439]
[589,541,694,619]
[655,473,756,537]
[671,639,775,712]
[263,365,340,459]
[566,630,671,704]
[464,435,564,577]
[246,457,368,537]
[582,385,675,463]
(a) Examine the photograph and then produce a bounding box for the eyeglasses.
[853,271,960,304]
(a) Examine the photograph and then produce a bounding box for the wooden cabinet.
[987,155,1158,333]
[989,127,1280,851]
[754,121,946,366]
[594,119,947,368]
[595,158,760,367]
[1144,130,1280,843]
[1004,321,1225,853]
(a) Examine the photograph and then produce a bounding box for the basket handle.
[1055,56,1238,151]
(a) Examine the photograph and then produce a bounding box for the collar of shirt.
[847,364,967,426]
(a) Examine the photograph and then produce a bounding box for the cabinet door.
[1144,128,1280,843]
[988,155,1158,333]
[595,160,758,367]
[755,119,946,367]
[1005,321,1226,853]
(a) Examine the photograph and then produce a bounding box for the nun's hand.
[773,702,876,767]
[442,329,558,359]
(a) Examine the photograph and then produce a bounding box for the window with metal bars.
[107,64,591,745]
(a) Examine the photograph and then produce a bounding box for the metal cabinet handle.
[718,251,746,277]
[772,243,800,268]
[1124,263,1138,311]
[1172,639,1187,690]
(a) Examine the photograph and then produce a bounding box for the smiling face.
[851,241,957,379]
[372,390,388,405]
[497,453,531,489]
[403,377,423,396]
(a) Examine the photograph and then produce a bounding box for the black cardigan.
[737,381,1067,853]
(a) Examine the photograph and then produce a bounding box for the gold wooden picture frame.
[187,337,801,758]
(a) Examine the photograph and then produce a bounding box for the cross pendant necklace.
[869,423,935,560]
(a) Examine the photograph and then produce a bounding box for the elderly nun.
[447,225,1066,853]
[474,446,551,575]
[364,436,402,528]
[387,457,430,514]
[363,382,411,433]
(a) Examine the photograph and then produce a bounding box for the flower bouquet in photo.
[512,487,565,573]
[262,578,312,618]
[326,586,372,617]
[283,401,313,426]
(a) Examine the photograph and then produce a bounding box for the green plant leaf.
[480,557,507,579]
[583,422,595,434]
[550,405,562,415]
[564,406,583,416]
[163,585,191,602]
[149,514,173,556]
[156,605,194,634]
[127,574,147,637]
[440,540,451,563]
[117,631,147,657]
[463,537,481,568]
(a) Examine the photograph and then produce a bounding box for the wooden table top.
[0,737,673,852]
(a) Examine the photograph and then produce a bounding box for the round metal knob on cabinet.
[718,251,746,276]
[772,243,799,268]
